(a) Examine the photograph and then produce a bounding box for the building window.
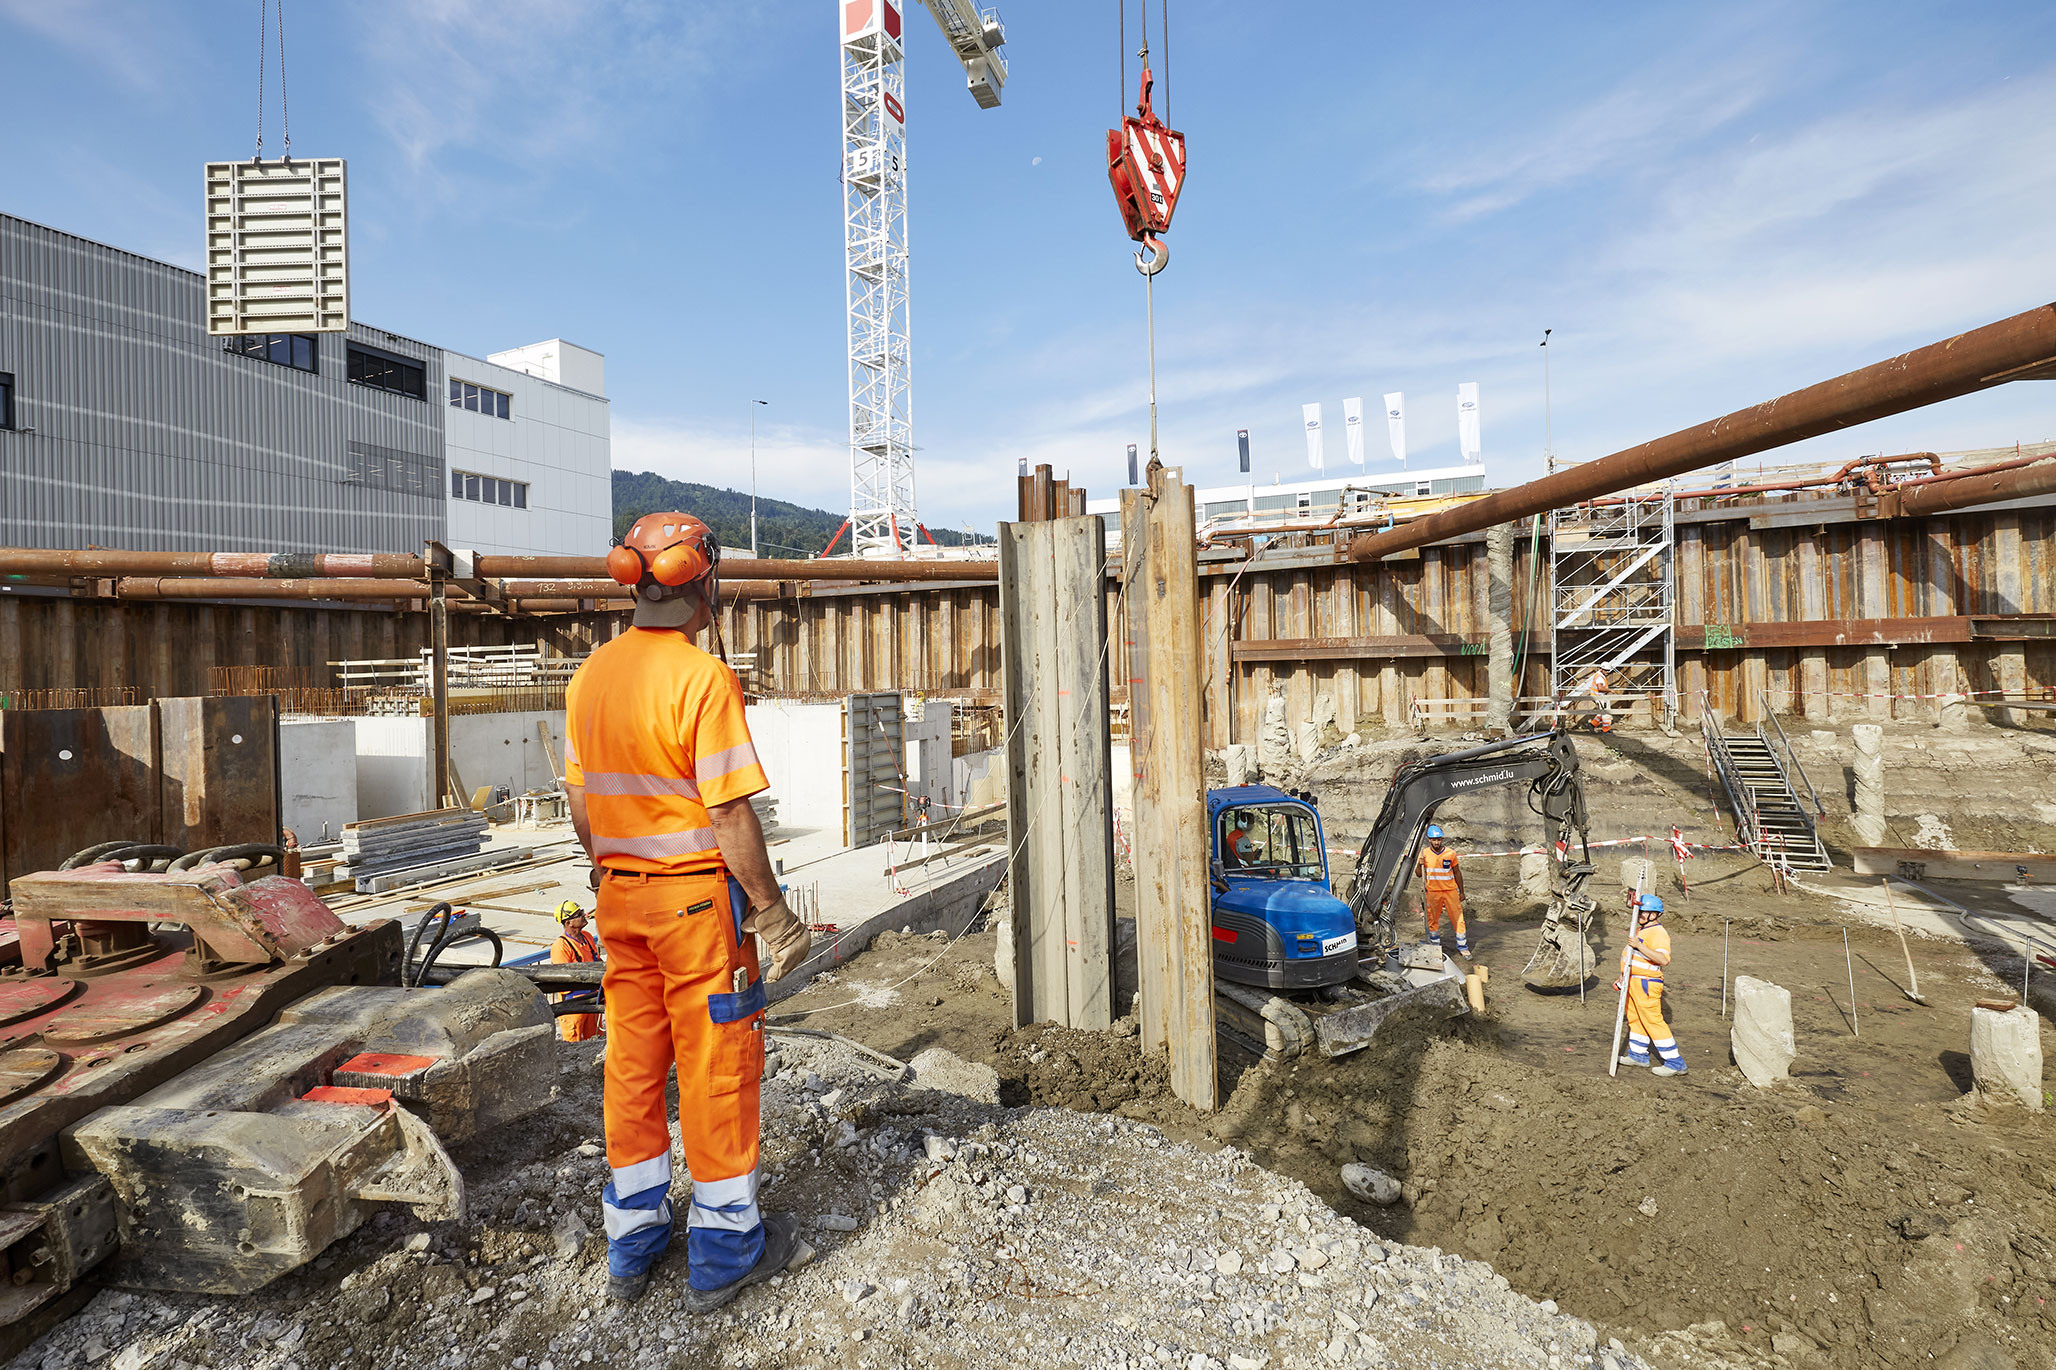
[0,372,13,430]
[449,379,511,419]
[347,344,427,400]
[1415,481,1433,497]
[343,441,440,495]
[451,469,528,508]
[227,333,318,373]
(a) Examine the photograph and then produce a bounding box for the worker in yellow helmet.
[551,899,604,1043]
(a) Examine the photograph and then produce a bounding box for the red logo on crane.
[843,0,902,43]
[884,91,905,124]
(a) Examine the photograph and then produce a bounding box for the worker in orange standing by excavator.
[563,511,811,1308]
[550,900,604,1043]
[1417,825,1472,959]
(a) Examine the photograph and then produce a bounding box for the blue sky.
[4,1,2054,534]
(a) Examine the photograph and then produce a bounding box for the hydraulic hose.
[404,903,455,987]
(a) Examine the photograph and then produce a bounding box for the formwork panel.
[203,159,349,335]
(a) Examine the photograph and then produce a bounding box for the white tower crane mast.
[839,0,1007,556]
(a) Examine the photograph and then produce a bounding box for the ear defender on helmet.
[606,544,646,586]
[649,540,711,587]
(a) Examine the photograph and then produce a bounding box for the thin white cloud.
[344,0,750,174]
[1415,60,1773,221]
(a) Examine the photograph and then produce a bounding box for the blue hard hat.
[1425,825,1445,839]
[1640,894,1665,914]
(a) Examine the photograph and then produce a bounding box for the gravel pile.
[10,1033,1661,1370]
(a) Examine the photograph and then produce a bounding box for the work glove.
[743,896,811,983]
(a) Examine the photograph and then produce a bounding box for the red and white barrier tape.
[1326,835,1747,860]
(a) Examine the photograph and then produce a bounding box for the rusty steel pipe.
[1345,301,2056,561]
[1887,456,2056,518]
[115,577,435,600]
[473,555,996,582]
[0,550,426,579]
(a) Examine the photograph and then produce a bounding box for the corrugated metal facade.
[0,213,445,553]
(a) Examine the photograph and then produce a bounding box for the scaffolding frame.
[1547,486,1677,727]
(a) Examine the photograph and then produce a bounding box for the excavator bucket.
[1522,929,1598,990]
[1521,877,1601,989]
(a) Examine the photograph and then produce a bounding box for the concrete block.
[1296,721,1320,764]
[1851,723,1887,846]
[1257,688,1292,772]
[1223,744,1254,787]
[1730,975,1796,1087]
[1518,850,1551,898]
[1935,693,1969,733]
[1970,1006,2044,1111]
[1618,857,1654,897]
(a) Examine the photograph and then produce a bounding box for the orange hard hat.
[607,512,719,590]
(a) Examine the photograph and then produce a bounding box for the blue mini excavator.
[1207,730,1598,1061]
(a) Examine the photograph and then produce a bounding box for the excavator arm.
[1346,729,1598,985]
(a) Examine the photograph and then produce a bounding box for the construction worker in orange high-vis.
[563,511,810,1308]
[550,900,604,1043]
[1417,825,1472,958]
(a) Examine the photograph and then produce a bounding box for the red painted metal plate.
[0,978,79,1029]
[0,1049,63,1106]
[335,1052,438,1078]
[301,1085,392,1106]
[40,981,206,1046]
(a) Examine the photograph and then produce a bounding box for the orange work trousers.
[596,868,766,1287]
[1424,887,1466,940]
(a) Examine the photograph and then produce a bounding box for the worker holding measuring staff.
[550,899,604,1043]
[1616,894,1686,1076]
[563,511,811,1307]
[1417,825,1472,958]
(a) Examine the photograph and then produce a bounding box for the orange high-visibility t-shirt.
[564,628,770,875]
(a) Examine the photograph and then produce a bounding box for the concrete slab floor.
[325,816,1008,984]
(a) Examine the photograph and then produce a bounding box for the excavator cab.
[1206,787,1359,990]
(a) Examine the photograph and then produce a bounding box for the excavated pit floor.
[775,881,2056,1370]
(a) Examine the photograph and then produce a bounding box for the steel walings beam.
[1345,301,2056,562]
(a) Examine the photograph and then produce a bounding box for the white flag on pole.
[1383,392,1406,464]
[1342,397,1365,465]
[1457,382,1481,465]
[1302,403,1324,470]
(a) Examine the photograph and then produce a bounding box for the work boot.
[1617,1051,1650,1068]
[1652,1059,1688,1077]
[680,1213,800,1315]
[609,1233,675,1304]
[1455,937,1473,958]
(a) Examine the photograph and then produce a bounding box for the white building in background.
[443,340,611,557]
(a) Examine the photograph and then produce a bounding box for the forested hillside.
[611,471,991,553]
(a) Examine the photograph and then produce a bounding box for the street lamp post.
[1540,329,1554,473]
[750,399,768,558]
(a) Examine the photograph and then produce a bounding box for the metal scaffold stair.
[1702,709,1832,872]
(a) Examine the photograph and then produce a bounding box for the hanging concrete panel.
[204,158,350,335]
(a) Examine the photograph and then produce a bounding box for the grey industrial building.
[0,212,609,556]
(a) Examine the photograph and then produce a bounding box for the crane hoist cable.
[253,0,292,161]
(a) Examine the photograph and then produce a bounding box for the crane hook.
[1134,232,1170,277]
